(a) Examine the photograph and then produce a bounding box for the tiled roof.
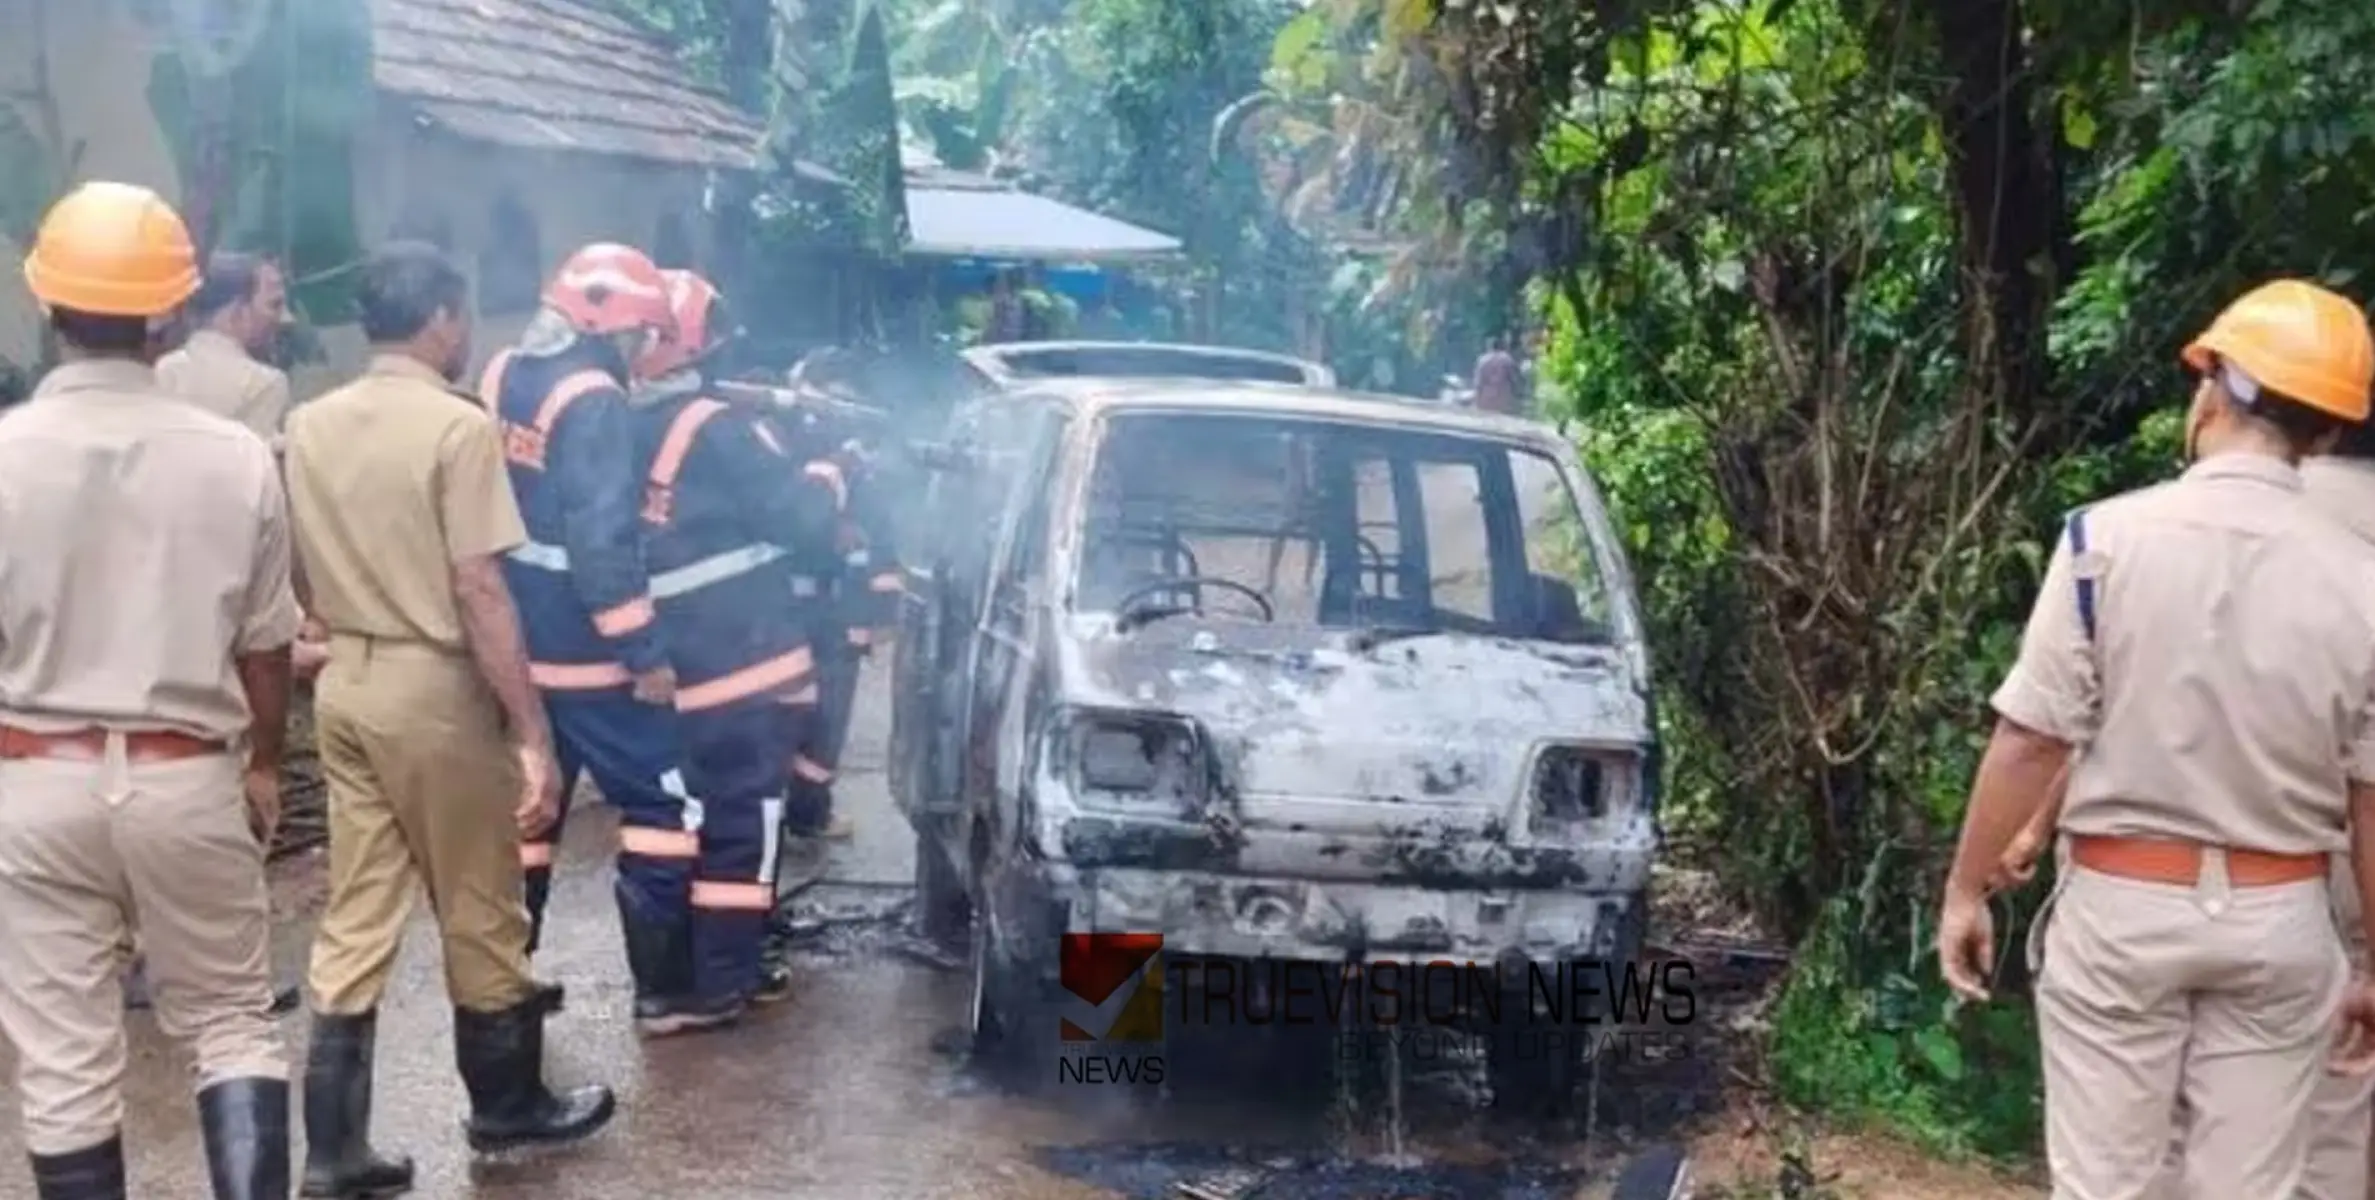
[372,0,763,170]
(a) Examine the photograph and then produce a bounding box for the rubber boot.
[299,1012,415,1198]
[618,890,727,1038]
[453,998,616,1153]
[29,1136,125,1200]
[197,1077,289,1200]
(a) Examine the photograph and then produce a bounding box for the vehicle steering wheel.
[1112,576,1277,625]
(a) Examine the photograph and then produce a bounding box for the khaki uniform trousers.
[307,636,536,1015]
[0,735,284,1154]
[2039,858,2346,1200]
[2154,857,2373,1200]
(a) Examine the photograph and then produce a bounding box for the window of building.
[478,195,542,316]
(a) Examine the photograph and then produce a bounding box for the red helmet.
[542,243,672,336]
[635,269,728,379]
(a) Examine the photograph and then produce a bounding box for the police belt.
[508,540,827,599]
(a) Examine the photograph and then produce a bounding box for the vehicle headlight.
[1050,707,1211,816]
[1529,743,1640,835]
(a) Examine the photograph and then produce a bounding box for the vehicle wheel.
[914,826,971,946]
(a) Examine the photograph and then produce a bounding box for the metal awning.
[902,185,1182,262]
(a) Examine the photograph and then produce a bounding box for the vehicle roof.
[987,377,1568,447]
[960,340,1334,384]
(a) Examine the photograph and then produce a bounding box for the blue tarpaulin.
[903,186,1182,262]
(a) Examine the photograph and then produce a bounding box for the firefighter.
[760,383,889,847]
[0,181,298,1199]
[1936,280,2375,1198]
[622,270,846,1029]
[476,243,678,960]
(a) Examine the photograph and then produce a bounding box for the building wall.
[292,111,716,399]
[0,0,184,367]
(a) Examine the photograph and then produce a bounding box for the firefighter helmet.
[542,243,673,337]
[2181,280,2375,422]
[636,269,733,379]
[22,182,201,318]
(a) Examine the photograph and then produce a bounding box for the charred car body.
[889,370,1656,1101]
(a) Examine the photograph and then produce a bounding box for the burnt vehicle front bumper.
[1021,820,1655,965]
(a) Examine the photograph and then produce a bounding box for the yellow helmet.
[22,182,201,318]
[2181,280,2375,422]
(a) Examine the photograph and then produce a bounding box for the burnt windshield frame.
[1068,410,1615,644]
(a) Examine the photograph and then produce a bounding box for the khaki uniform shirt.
[0,360,302,740]
[1994,454,2375,855]
[283,354,525,652]
[158,328,292,448]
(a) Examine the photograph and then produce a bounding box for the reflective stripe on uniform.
[529,661,632,690]
[642,399,730,526]
[475,350,514,409]
[690,880,775,911]
[652,545,786,598]
[503,368,616,471]
[675,645,815,712]
[803,460,848,510]
[511,541,787,599]
[592,596,656,637]
[868,570,902,594]
[507,540,570,571]
[790,574,821,598]
[619,826,699,859]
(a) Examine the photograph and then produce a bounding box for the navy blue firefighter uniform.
[629,386,843,1022]
[479,334,677,957]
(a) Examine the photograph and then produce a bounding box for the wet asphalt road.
[0,664,1709,1199]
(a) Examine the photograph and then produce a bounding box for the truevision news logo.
[1054,934,1697,1086]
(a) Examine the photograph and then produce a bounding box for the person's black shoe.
[271,986,302,1016]
[531,981,566,1016]
[29,1136,125,1200]
[299,1011,415,1198]
[197,1078,289,1200]
[453,998,616,1153]
[632,994,744,1039]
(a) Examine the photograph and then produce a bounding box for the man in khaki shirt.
[2297,437,2375,1199]
[1938,280,2375,1200]
[0,182,300,1198]
[282,241,613,1196]
[156,252,291,448]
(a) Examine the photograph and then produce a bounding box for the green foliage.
[1324,0,2299,1162]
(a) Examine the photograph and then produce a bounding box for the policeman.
[0,182,298,1198]
[285,241,613,1193]
[156,251,292,447]
[622,270,846,1030]
[1936,280,2375,1198]
[476,243,677,956]
[128,249,304,1018]
[2296,422,2375,1199]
